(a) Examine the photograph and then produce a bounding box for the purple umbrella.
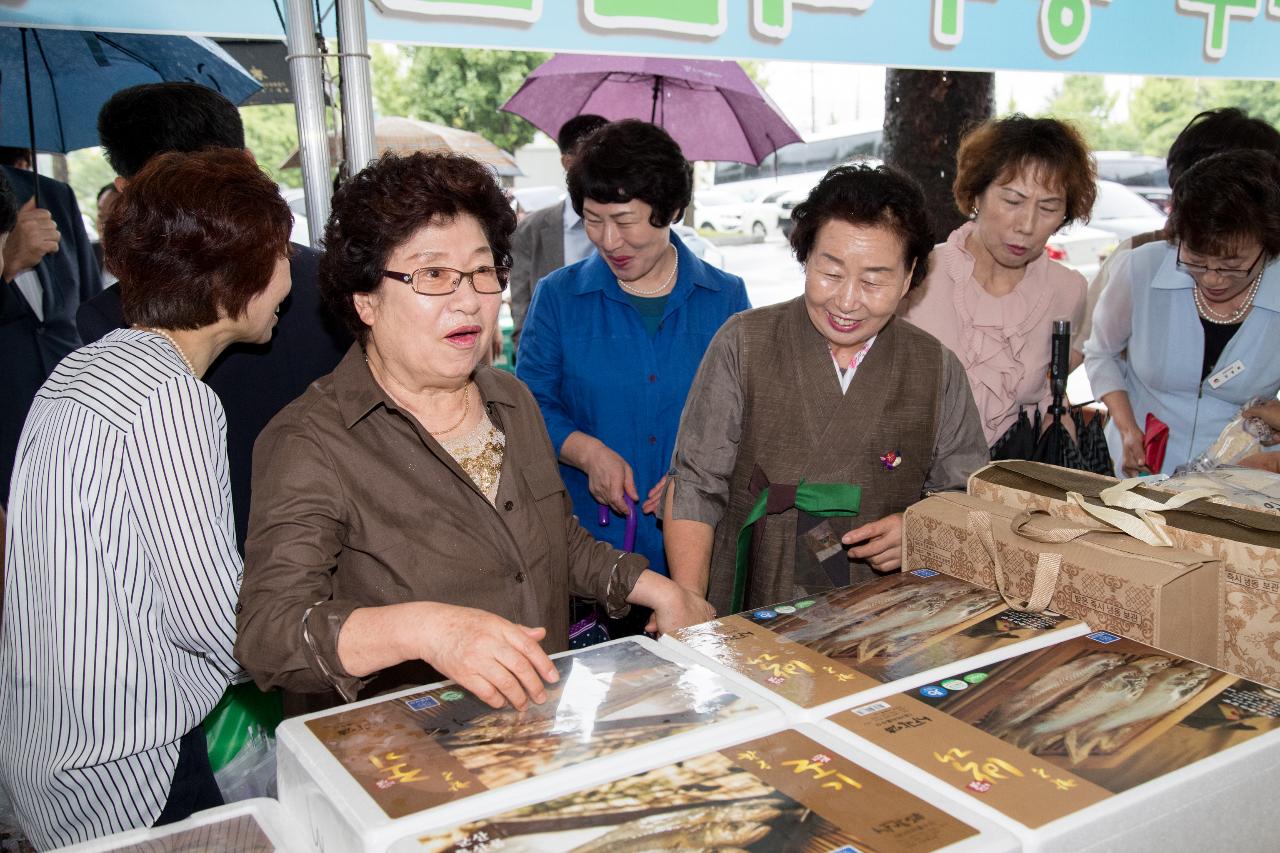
[501,54,802,165]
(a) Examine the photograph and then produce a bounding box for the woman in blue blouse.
[1084,149,1280,477]
[517,120,750,585]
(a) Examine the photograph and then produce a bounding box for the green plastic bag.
[203,682,283,772]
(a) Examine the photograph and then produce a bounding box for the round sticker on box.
[963,672,988,684]
[794,600,816,609]
[919,685,948,698]
[775,605,797,614]
[753,609,778,620]
[440,689,465,702]
[940,679,968,691]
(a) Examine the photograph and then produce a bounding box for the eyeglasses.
[382,265,510,295]
[1176,246,1264,282]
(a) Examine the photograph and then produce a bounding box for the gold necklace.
[617,246,678,297]
[139,327,196,375]
[430,383,472,436]
[1194,269,1262,325]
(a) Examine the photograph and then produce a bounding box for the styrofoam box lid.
[395,722,1020,853]
[56,798,303,852]
[276,636,788,847]
[812,634,1280,853]
[658,580,1090,723]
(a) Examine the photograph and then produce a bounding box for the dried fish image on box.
[306,643,761,818]
[770,574,997,660]
[412,733,978,853]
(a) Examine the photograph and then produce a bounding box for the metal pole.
[337,0,377,177]
[285,0,331,249]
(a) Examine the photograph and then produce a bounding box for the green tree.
[372,45,548,153]
[1124,77,1212,157]
[241,103,303,188]
[1041,74,1114,149]
[1210,78,1280,129]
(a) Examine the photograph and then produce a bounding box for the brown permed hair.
[953,114,1097,226]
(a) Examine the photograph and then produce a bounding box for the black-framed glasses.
[382,265,510,295]
[1176,246,1264,281]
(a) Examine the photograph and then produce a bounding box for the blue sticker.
[406,696,441,711]
[830,847,862,853]
[910,569,940,578]
[753,609,778,620]
[1087,631,1122,644]
[919,685,949,698]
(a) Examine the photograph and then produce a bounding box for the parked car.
[1090,179,1167,242]
[1094,152,1171,213]
[692,188,745,234]
[741,187,791,239]
[1045,222,1116,283]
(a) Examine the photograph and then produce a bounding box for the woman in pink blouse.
[900,115,1096,452]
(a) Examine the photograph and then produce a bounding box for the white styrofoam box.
[276,636,786,852]
[661,570,1090,722]
[56,798,304,852]
[402,722,1019,853]
[815,632,1280,853]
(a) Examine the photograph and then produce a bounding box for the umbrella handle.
[623,495,637,553]
[597,498,638,553]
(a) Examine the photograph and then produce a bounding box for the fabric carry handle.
[967,509,1072,613]
[1098,478,1221,512]
[1064,490,1176,547]
[732,480,861,614]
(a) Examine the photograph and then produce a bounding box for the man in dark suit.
[508,114,609,350]
[1,164,103,505]
[78,83,350,550]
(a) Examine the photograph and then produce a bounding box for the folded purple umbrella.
[501,54,802,165]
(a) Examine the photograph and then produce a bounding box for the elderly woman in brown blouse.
[235,152,712,712]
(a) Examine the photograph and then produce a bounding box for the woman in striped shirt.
[0,149,292,849]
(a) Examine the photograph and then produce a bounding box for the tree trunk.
[883,69,995,244]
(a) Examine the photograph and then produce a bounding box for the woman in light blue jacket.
[1085,149,1280,477]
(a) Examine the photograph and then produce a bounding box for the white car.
[692,188,746,234]
[741,188,791,239]
[1090,179,1167,243]
[1045,222,1116,283]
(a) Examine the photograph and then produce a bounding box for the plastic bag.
[203,682,283,803]
[1182,396,1277,472]
[213,726,277,803]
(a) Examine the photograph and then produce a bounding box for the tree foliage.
[241,103,303,188]
[371,45,548,153]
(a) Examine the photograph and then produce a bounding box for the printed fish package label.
[58,798,301,852]
[819,632,1280,852]
[968,459,1280,685]
[275,636,785,853]
[904,491,1220,669]
[661,570,1087,721]
[407,725,1018,853]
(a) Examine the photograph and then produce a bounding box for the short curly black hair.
[1168,149,1280,262]
[567,119,692,228]
[320,151,517,344]
[789,163,934,290]
[1166,108,1280,188]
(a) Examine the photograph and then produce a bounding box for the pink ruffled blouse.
[899,221,1086,446]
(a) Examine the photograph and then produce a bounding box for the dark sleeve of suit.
[509,213,539,349]
[76,283,125,343]
[204,244,352,551]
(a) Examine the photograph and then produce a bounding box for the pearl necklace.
[429,383,472,436]
[1194,269,1263,325]
[141,327,196,375]
[617,246,678,297]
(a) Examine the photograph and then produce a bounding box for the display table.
[661,570,1088,721]
[276,637,785,852]
[817,631,1280,852]
[56,798,302,852]
[409,723,1019,852]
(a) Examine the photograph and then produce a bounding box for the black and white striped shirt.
[0,329,242,849]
